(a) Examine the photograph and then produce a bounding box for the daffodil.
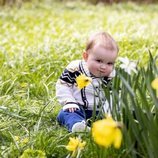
[21,137,29,144]
[76,74,92,89]
[66,137,86,151]
[20,82,28,88]
[151,78,158,97]
[66,137,86,157]
[20,149,46,158]
[92,115,122,149]
[14,136,20,142]
[118,57,137,75]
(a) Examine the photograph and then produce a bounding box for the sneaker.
[71,121,91,133]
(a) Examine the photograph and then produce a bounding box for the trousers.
[57,107,99,132]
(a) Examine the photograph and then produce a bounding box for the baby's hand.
[68,108,77,113]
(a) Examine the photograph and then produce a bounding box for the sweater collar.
[80,60,91,77]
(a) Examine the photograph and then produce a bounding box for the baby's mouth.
[99,70,106,74]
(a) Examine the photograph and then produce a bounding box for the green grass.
[0,0,158,157]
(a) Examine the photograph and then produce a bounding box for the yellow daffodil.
[14,136,20,142]
[20,149,46,158]
[20,82,28,88]
[76,74,92,89]
[151,78,158,97]
[92,115,122,149]
[21,137,29,144]
[66,137,86,151]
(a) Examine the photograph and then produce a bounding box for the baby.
[56,31,119,132]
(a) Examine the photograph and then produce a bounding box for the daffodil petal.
[76,74,92,89]
[113,128,122,149]
[151,78,158,89]
[119,57,137,75]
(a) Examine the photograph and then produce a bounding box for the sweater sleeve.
[56,61,81,110]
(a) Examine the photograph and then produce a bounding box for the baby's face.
[83,45,117,77]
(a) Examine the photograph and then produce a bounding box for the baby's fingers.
[69,108,76,112]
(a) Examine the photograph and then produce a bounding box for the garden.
[0,0,158,157]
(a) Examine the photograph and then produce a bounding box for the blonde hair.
[86,32,119,53]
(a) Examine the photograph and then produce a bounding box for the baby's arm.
[56,60,81,112]
[56,77,80,112]
[56,79,79,111]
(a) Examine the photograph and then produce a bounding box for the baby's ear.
[83,51,88,61]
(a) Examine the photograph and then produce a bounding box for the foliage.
[1,0,158,7]
[111,53,158,158]
[83,0,158,4]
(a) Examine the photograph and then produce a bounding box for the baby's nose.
[100,64,107,69]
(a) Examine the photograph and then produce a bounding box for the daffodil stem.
[76,149,81,158]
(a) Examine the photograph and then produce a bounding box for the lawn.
[0,1,158,157]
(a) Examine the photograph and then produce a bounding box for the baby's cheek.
[108,67,113,73]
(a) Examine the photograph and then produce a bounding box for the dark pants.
[57,107,99,132]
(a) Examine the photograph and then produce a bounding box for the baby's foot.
[71,121,91,133]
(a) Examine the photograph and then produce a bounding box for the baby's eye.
[107,62,114,65]
[96,60,102,63]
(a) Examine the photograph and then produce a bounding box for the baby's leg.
[57,109,86,132]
